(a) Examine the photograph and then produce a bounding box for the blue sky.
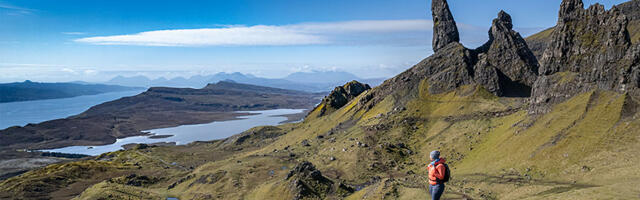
[0,0,630,82]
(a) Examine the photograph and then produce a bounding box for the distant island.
[0,80,143,103]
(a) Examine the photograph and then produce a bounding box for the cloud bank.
[75,20,433,47]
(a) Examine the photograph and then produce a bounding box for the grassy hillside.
[3,79,639,199]
[3,1,640,199]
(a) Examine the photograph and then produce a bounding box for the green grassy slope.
[3,78,639,199]
[3,2,640,198]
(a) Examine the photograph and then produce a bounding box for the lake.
[40,109,305,156]
[0,90,146,129]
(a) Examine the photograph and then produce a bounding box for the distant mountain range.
[0,80,142,103]
[105,71,385,92]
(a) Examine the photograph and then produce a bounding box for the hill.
[2,0,640,199]
[0,80,141,103]
[106,71,385,92]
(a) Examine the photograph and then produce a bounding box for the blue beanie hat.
[430,150,440,159]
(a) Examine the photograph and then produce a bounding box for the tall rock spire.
[431,0,460,53]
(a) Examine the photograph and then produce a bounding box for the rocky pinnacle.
[431,0,460,53]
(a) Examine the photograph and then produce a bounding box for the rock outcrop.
[619,0,640,20]
[539,2,631,75]
[286,161,354,200]
[531,0,640,113]
[359,7,541,110]
[312,80,371,117]
[474,11,540,96]
[431,0,460,52]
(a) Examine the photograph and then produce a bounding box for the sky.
[0,0,631,83]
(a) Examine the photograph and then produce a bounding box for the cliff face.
[526,0,640,62]
[619,0,640,20]
[531,0,640,113]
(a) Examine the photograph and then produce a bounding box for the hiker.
[427,150,449,200]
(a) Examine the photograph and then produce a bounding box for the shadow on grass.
[458,173,598,196]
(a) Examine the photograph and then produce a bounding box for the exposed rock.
[426,43,477,94]
[531,0,640,113]
[301,139,311,147]
[619,0,640,21]
[312,80,371,117]
[473,11,540,96]
[358,8,541,109]
[540,2,631,75]
[476,11,539,87]
[431,0,460,52]
[286,161,354,200]
[109,174,159,187]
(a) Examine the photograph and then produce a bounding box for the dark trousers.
[429,183,445,200]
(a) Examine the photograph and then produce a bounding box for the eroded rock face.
[531,0,640,113]
[431,0,460,53]
[358,9,541,110]
[428,10,541,97]
[619,0,640,20]
[540,2,631,75]
[313,80,371,117]
[474,11,540,96]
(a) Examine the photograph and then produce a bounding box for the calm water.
[40,109,304,156]
[0,90,146,129]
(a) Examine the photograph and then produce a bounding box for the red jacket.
[427,158,446,185]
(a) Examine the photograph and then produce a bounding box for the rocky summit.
[310,80,371,117]
[531,0,640,113]
[362,7,539,103]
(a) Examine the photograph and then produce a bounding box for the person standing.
[427,150,449,200]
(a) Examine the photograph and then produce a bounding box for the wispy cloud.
[75,20,434,47]
[62,32,87,35]
[0,2,36,16]
[75,25,329,46]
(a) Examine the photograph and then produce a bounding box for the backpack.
[432,163,450,183]
[441,163,450,183]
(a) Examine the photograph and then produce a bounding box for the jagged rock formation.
[431,0,460,52]
[531,0,640,113]
[619,0,640,20]
[526,0,640,59]
[474,11,540,96]
[311,81,371,117]
[539,1,631,75]
[361,4,539,107]
[285,161,354,200]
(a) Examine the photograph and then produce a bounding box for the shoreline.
[37,108,308,156]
